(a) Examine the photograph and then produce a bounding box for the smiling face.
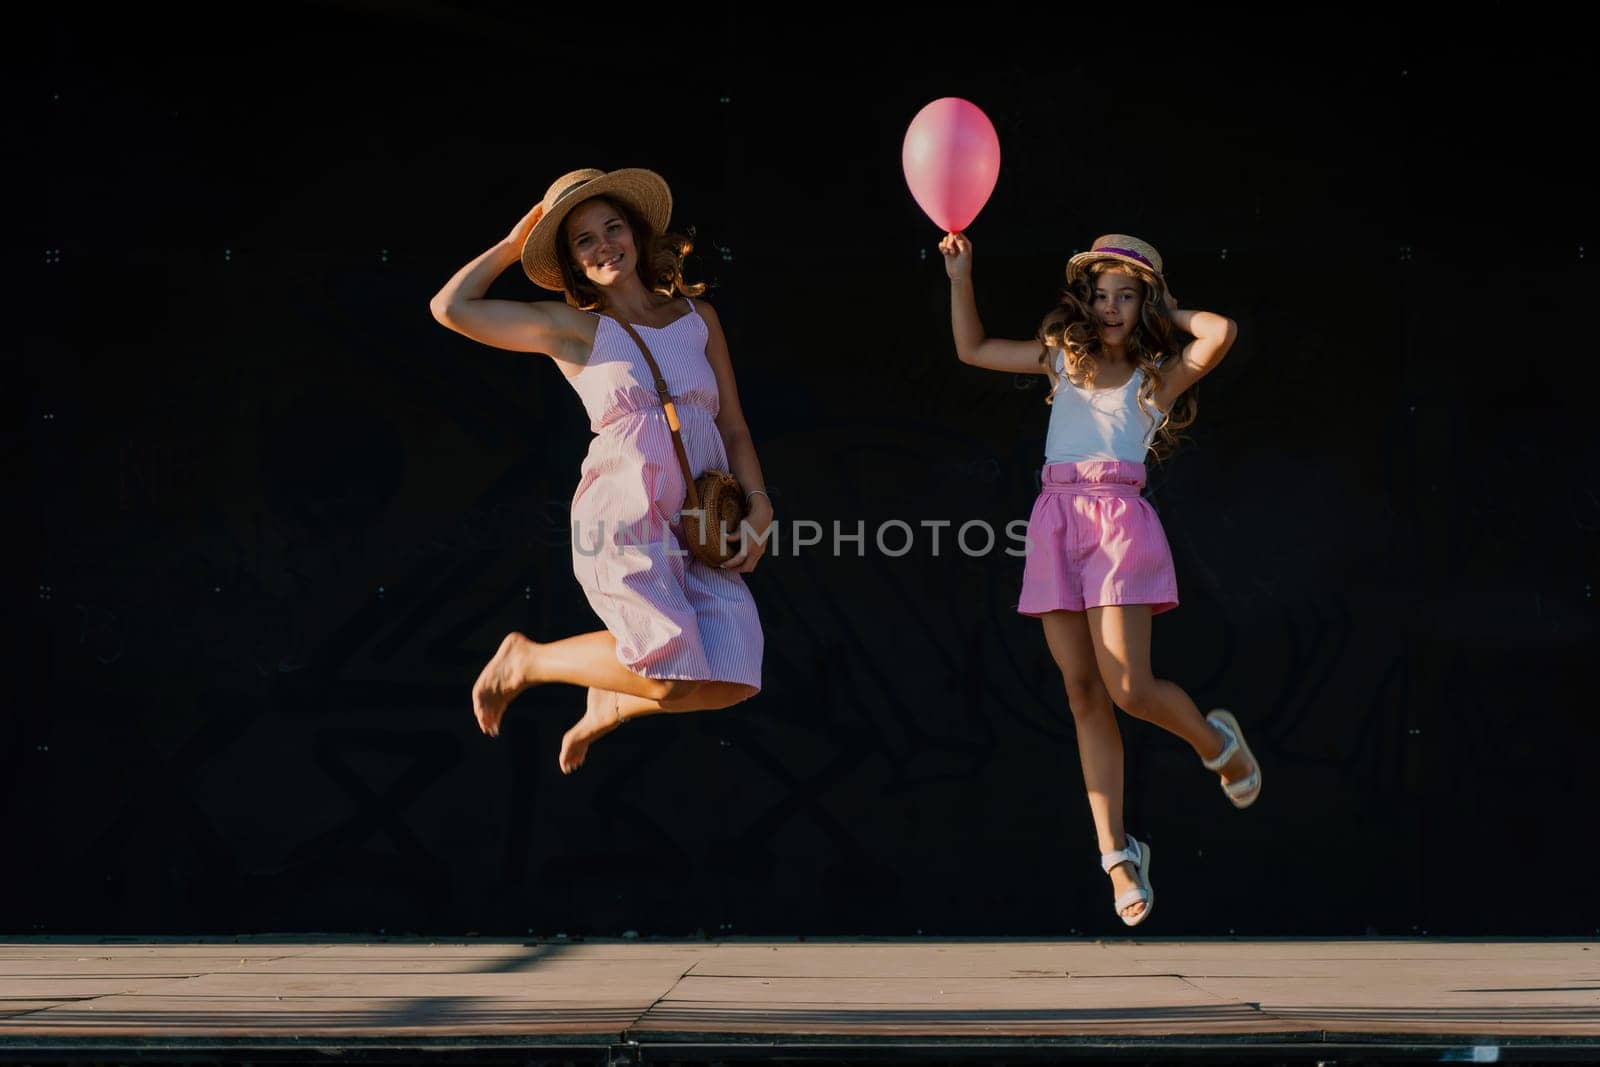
[1089,266,1145,351]
[563,197,636,287]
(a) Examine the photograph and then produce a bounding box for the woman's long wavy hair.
[556,195,706,311]
[1037,260,1198,462]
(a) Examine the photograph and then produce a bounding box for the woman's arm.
[429,204,587,356]
[940,232,1048,374]
[698,301,772,573]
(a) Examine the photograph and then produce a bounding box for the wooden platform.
[2,937,1597,1063]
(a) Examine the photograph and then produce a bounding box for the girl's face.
[1090,268,1144,348]
[564,198,636,286]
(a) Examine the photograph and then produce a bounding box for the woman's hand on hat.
[939,232,972,283]
[504,202,547,247]
[1161,281,1178,313]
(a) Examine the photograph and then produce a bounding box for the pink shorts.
[1017,461,1179,617]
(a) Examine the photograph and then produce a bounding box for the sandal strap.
[1201,719,1239,771]
[1224,770,1261,799]
[1114,887,1150,910]
[1099,835,1143,873]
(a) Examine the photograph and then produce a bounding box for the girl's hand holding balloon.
[939,232,973,283]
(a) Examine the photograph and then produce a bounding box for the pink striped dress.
[563,298,763,689]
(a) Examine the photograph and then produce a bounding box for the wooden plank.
[1090,940,1600,962]
[273,942,713,960]
[0,1002,72,1019]
[89,971,680,1000]
[0,979,196,998]
[242,952,703,976]
[0,996,642,1036]
[686,942,1118,978]
[654,974,1221,1007]
[0,945,313,960]
[0,958,266,978]
[1186,976,1600,1036]
[1076,954,1600,980]
[634,974,1293,1036]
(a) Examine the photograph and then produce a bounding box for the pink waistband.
[1039,460,1146,497]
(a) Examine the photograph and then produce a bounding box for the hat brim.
[520,168,673,291]
[1066,250,1163,283]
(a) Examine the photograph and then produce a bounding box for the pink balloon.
[902,97,1001,233]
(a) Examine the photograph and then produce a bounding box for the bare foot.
[1106,861,1147,922]
[471,632,538,738]
[558,687,623,774]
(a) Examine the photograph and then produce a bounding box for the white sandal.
[1099,833,1154,927]
[1203,709,1261,809]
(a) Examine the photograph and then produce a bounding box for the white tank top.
[1042,352,1168,464]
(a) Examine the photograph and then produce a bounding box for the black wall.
[12,3,1596,938]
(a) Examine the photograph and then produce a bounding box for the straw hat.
[519,167,673,291]
[1066,234,1164,282]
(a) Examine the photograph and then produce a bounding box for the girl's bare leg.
[1041,610,1145,921]
[1084,605,1256,785]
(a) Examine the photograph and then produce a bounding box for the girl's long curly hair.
[556,195,706,311]
[1037,260,1198,462]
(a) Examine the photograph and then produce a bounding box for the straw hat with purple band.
[1066,233,1164,282]
[519,167,673,291]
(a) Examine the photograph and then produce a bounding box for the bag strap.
[604,312,701,509]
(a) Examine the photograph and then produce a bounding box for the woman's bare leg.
[558,681,759,774]
[471,630,683,738]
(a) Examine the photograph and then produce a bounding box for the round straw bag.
[682,468,749,567]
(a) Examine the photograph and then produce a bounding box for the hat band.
[552,176,594,208]
[1093,246,1156,270]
